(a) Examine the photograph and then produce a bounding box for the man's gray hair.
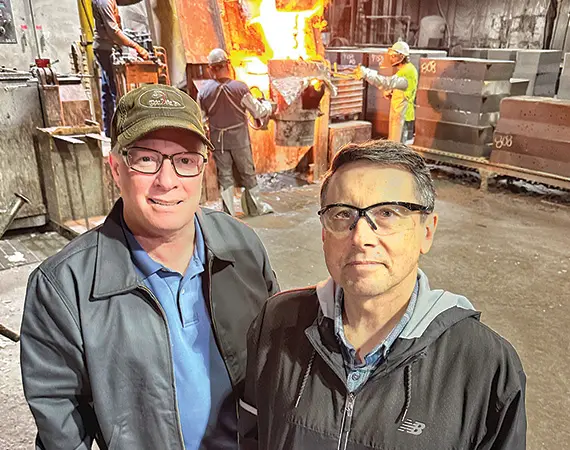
[320,140,436,211]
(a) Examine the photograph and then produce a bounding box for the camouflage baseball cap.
[111,84,214,155]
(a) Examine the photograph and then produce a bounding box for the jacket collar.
[93,200,234,299]
[312,269,479,369]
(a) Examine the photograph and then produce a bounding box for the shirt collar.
[334,280,419,364]
[121,214,205,279]
[187,217,206,278]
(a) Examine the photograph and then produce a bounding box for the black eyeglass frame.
[318,201,433,232]
[119,147,208,178]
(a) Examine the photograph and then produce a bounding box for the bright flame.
[250,0,320,61]
[230,0,325,93]
[231,53,272,93]
[310,78,323,90]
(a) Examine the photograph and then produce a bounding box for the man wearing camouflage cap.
[20,84,279,450]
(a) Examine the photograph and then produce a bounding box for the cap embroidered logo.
[138,89,185,109]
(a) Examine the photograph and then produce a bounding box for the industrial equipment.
[268,59,329,147]
[148,0,332,177]
[0,68,47,229]
[112,29,170,98]
[34,65,92,127]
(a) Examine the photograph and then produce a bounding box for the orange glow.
[251,0,320,60]
[310,78,323,90]
[230,0,325,93]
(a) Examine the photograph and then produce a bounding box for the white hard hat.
[207,48,229,65]
[389,40,410,57]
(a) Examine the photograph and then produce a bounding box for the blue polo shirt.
[122,215,234,449]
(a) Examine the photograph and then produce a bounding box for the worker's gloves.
[242,93,272,120]
[135,45,150,61]
[354,65,375,81]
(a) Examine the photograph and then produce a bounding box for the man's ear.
[420,212,438,255]
[108,152,122,192]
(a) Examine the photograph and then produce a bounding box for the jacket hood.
[315,269,479,353]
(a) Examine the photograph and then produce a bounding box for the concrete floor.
[1,177,569,449]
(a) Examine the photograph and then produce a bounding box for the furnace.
[150,0,332,200]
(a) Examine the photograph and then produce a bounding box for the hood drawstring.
[295,350,316,408]
[397,364,412,423]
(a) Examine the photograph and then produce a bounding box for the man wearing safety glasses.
[21,85,279,450]
[240,140,526,449]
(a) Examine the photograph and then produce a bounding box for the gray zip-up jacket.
[20,200,279,450]
[240,270,526,449]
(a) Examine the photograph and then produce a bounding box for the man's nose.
[350,215,378,247]
[155,158,179,188]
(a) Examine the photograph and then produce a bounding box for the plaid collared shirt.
[334,280,419,392]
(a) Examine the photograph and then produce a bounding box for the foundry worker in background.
[92,0,149,137]
[20,84,279,449]
[198,48,274,217]
[356,40,418,143]
[240,140,526,449]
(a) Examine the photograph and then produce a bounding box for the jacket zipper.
[205,252,238,441]
[337,392,355,450]
[138,284,187,450]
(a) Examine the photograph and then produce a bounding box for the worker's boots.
[241,186,273,217]
[220,187,236,216]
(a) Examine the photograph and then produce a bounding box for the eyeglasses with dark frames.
[119,146,207,177]
[318,201,433,236]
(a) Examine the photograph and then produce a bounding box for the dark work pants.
[94,48,117,138]
[212,146,257,190]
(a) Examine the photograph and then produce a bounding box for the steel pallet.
[412,146,570,192]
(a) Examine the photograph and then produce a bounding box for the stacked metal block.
[557,53,570,100]
[463,48,562,97]
[328,120,372,161]
[365,49,447,138]
[414,57,515,157]
[513,50,562,97]
[482,49,561,96]
[491,96,570,177]
[461,48,489,59]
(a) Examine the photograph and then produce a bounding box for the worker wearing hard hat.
[198,48,274,217]
[356,40,418,143]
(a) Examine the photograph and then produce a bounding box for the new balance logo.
[398,418,426,435]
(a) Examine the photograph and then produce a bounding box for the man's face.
[109,128,206,238]
[388,49,404,66]
[321,162,438,300]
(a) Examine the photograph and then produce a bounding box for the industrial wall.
[419,0,552,49]
[0,0,81,73]
[449,0,550,48]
